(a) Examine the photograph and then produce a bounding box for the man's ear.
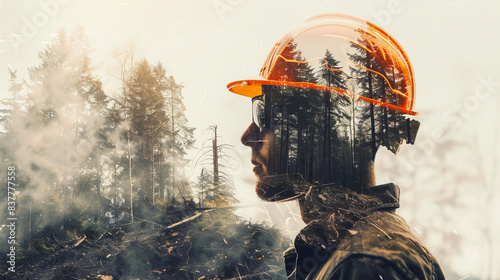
[382,116,420,155]
[403,118,420,145]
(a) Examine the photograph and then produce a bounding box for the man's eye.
[252,99,265,130]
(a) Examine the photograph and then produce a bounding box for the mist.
[0,1,499,279]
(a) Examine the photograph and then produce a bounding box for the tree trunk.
[95,150,102,222]
[151,129,155,207]
[213,125,219,185]
[159,142,164,201]
[172,90,176,202]
[126,109,134,222]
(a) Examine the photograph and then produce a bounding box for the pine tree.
[0,28,109,251]
[195,168,211,207]
[124,59,195,209]
[346,28,411,189]
[0,68,24,135]
[315,49,351,183]
[0,68,32,251]
[24,28,107,210]
[126,59,165,207]
[194,126,238,207]
[111,41,139,222]
[162,71,195,204]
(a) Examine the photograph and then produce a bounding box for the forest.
[0,27,194,240]
[0,25,420,279]
[0,23,489,279]
[260,32,418,196]
[0,28,291,279]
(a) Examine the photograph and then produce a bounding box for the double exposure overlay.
[229,14,420,198]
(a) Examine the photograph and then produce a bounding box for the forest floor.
[2,208,291,280]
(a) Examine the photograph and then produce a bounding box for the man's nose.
[241,122,261,148]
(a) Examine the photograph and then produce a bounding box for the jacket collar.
[287,183,400,279]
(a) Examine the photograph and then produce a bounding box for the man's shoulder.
[342,210,423,254]
[311,211,445,280]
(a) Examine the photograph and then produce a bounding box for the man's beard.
[255,173,308,202]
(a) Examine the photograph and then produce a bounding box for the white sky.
[1,0,500,278]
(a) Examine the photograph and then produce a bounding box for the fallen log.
[165,210,209,230]
[73,235,87,248]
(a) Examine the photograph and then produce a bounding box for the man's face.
[241,122,273,186]
[240,94,298,202]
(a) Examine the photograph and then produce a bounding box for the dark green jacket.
[284,184,445,280]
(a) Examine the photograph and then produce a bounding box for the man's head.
[230,14,419,202]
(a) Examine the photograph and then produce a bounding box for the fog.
[1,0,499,278]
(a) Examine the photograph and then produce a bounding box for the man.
[227,14,445,279]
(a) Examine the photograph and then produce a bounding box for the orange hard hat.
[227,14,417,116]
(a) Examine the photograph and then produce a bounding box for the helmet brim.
[227,79,418,116]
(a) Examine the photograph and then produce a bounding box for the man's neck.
[298,163,376,224]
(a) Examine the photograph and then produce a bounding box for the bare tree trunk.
[127,127,134,222]
[95,150,102,222]
[212,125,219,186]
[159,142,164,201]
[28,195,32,251]
[114,163,118,225]
[170,89,175,202]
[151,129,155,207]
[114,40,137,223]
[367,54,376,163]
[200,170,205,207]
